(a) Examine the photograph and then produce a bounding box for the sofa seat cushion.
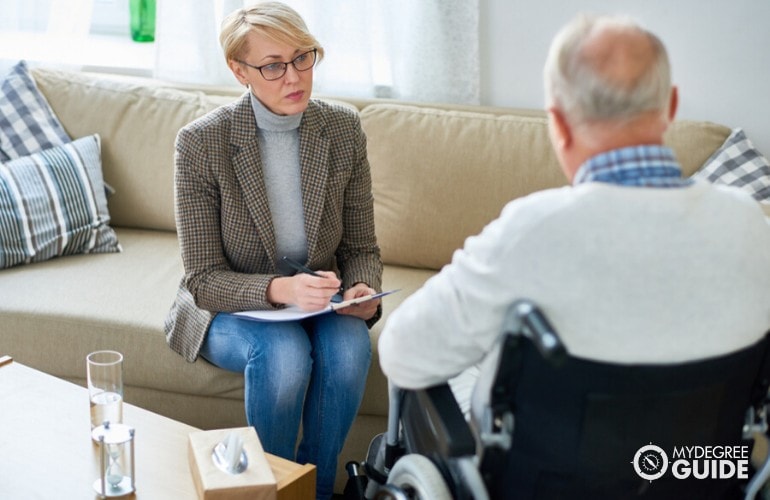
[0,226,419,420]
[0,228,245,406]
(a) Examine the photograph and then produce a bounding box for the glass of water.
[87,350,124,431]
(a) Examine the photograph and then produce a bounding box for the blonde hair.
[219,2,324,63]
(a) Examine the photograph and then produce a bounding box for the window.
[1,0,480,104]
[153,0,480,104]
[0,0,153,76]
[90,0,132,37]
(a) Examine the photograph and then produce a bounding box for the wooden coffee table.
[0,357,315,499]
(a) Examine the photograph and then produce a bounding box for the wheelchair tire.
[384,454,453,500]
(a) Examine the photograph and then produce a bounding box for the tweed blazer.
[165,93,383,362]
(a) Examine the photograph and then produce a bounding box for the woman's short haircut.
[219,2,324,64]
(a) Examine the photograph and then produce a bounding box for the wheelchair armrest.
[400,383,477,458]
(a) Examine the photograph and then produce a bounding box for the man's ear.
[547,107,572,150]
[668,85,679,122]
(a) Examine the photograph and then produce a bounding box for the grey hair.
[543,15,671,124]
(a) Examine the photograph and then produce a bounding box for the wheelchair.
[344,300,770,500]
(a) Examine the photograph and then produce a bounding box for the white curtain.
[0,0,93,76]
[153,0,238,86]
[154,0,480,104]
[0,0,92,34]
[0,0,51,31]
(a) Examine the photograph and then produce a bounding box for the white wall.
[481,0,770,157]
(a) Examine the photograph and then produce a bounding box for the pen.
[281,256,344,300]
[282,255,321,277]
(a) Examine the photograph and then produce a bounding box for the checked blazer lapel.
[298,102,329,262]
[229,94,278,264]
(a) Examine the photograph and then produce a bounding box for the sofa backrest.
[361,104,732,270]
[30,68,354,233]
[31,67,238,231]
[31,68,732,271]
[361,104,564,270]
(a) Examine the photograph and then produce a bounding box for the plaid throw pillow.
[0,60,71,162]
[0,135,120,269]
[692,128,770,204]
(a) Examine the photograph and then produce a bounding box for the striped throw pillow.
[0,134,120,269]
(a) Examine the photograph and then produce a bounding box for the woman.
[164,3,383,498]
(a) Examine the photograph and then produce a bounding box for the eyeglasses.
[237,49,317,81]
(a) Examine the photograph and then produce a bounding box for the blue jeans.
[200,312,371,500]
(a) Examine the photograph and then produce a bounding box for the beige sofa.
[0,66,738,492]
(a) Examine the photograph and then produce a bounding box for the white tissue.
[212,430,247,474]
[224,431,244,472]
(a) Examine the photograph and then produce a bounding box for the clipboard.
[233,289,399,323]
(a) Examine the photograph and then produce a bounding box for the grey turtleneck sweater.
[250,93,308,275]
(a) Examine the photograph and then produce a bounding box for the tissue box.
[188,427,277,500]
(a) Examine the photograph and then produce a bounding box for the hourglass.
[92,422,135,497]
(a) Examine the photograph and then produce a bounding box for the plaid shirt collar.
[573,145,693,188]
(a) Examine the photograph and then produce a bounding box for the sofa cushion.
[0,61,71,161]
[361,104,565,270]
[362,103,732,271]
[663,119,732,177]
[691,128,770,204]
[29,68,235,231]
[0,228,245,409]
[0,135,120,269]
[28,69,359,233]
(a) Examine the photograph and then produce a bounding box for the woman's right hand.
[267,271,342,311]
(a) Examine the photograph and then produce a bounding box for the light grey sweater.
[380,181,770,389]
[250,93,307,275]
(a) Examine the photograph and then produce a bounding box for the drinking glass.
[87,350,124,430]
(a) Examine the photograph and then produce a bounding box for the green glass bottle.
[129,0,156,42]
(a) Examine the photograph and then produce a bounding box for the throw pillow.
[692,128,770,204]
[0,60,71,162]
[0,135,121,269]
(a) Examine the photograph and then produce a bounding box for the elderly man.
[379,15,770,393]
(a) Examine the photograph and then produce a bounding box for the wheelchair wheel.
[381,454,453,500]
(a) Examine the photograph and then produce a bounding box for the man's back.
[379,14,770,392]
[380,179,770,389]
[495,180,770,363]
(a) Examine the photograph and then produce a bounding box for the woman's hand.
[336,283,380,320]
[268,271,342,311]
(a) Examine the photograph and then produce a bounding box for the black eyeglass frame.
[237,49,317,81]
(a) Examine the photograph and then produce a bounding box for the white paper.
[233,289,399,322]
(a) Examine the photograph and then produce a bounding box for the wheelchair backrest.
[484,329,770,499]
